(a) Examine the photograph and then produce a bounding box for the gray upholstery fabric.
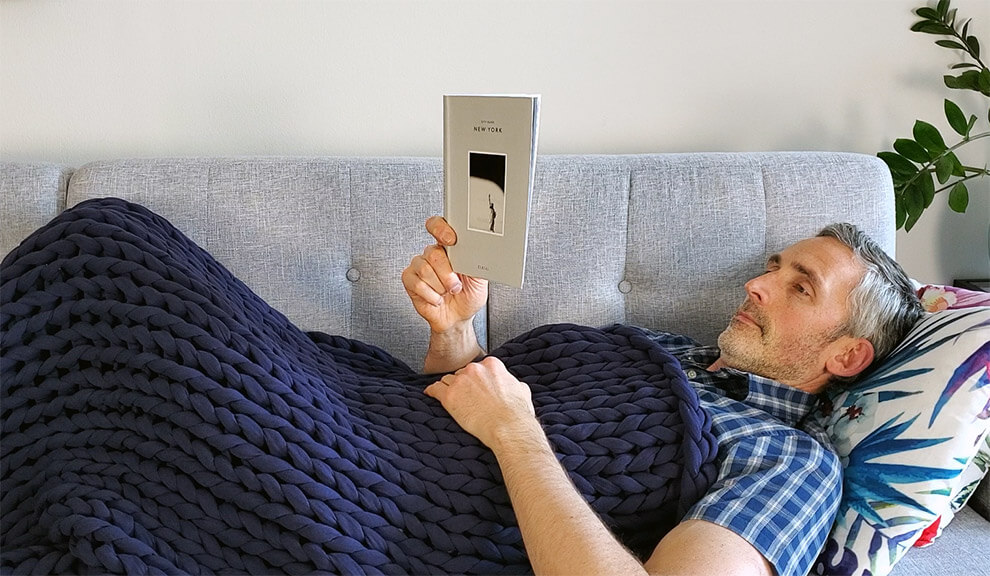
[66,157,470,367]
[490,152,894,350]
[489,155,632,349]
[890,505,990,575]
[0,162,70,261]
[63,153,895,366]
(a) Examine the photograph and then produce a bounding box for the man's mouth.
[733,304,764,333]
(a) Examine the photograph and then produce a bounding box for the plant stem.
[950,26,987,70]
[897,130,990,192]
[933,171,990,195]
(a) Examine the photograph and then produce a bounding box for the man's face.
[716,236,865,388]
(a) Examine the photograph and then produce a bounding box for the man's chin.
[718,322,751,344]
[717,331,758,366]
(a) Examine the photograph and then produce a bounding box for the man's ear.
[826,337,875,379]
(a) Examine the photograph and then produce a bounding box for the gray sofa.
[1,153,987,574]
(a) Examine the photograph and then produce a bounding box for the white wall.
[2,0,988,284]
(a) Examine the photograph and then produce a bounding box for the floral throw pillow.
[912,283,990,547]
[812,307,990,576]
[913,434,990,547]
[917,283,990,311]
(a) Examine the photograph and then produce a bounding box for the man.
[402,217,924,576]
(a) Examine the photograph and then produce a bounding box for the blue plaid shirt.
[646,330,841,576]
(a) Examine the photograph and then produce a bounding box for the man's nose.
[744,274,769,305]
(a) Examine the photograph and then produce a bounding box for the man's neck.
[707,356,829,395]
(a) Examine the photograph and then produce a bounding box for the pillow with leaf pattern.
[911,283,990,547]
[912,433,989,547]
[811,307,990,576]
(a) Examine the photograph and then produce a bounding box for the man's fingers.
[402,256,445,306]
[424,381,441,398]
[477,356,505,371]
[424,377,452,400]
[426,216,457,246]
[403,248,461,302]
[423,245,462,294]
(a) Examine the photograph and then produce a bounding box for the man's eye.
[795,284,809,295]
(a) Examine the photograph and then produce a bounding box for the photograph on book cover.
[468,151,507,236]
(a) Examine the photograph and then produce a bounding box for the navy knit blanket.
[1,198,718,575]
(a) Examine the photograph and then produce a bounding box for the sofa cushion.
[489,152,895,351]
[64,157,456,368]
[887,505,990,575]
[813,307,990,576]
[0,162,70,260]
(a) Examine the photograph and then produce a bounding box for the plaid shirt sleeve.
[682,429,841,576]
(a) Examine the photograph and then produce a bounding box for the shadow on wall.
[933,178,990,279]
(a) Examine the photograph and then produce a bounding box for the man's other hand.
[402,216,488,334]
[424,356,536,450]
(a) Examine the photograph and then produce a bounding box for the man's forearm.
[491,418,648,576]
[423,320,484,374]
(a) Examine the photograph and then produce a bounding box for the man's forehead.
[771,237,863,286]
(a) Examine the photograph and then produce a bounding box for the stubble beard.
[716,303,830,383]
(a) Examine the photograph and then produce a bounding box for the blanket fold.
[1,198,717,575]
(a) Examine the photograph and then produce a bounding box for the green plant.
[878,0,989,232]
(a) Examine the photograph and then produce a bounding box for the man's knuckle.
[425,246,444,262]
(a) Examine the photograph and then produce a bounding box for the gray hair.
[817,223,924,376]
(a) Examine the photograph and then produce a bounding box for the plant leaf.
[904,211,919,232]
[966,35,981,59]
[935,155,954,183]
[913,120,947,153]
[945,70,982,91]
[893,138,931,163]
[918,170,936,206]
[912,21,954,35]
[944,99,969,135]
[916,7,940,20]
[951,62,981,69]
[879,151,919,176]
[936,40,967,50]
[903,205,921,232]
[948,182,969,212]
[937,0,949,18]
[949,152,966,177]
[903,183,924,229]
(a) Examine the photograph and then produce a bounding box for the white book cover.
[443,94,541,288]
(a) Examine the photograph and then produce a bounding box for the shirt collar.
[681,345,820,427]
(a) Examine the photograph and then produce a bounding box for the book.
[443,94,541,288]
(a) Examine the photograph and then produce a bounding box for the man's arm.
[402,216,488,373]
[425,357,773,576]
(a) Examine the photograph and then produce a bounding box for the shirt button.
[617,280,632,294]
[686,369,698,379]
[346,267,361,282]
